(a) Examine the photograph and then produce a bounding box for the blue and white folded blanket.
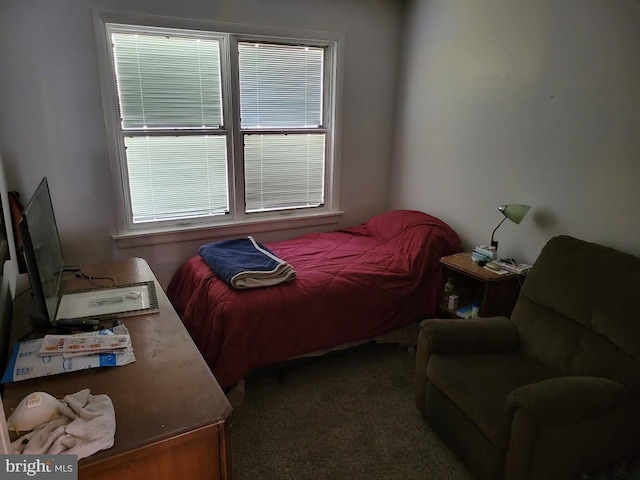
[199,236,296,289]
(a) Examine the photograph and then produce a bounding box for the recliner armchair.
[415,235,640,480]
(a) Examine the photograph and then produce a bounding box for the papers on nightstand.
[483,265,511,275]
[492,260,533,275]
[483,260,533,276]
[1,325,136,383]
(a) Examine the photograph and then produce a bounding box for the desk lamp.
[490,204,531,250]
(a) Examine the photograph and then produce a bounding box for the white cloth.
[11,389,115,459]
[231,261,296,289]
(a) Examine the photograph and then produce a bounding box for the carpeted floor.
[230,342,475,480]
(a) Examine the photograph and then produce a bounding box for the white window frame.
[92,11,344,248]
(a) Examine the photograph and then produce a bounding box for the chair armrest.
[415,317,518,413]
[417,316,519,354]
[506,376,629,424]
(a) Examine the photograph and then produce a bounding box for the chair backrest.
[511,235,640,395]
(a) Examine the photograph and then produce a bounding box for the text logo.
[1,455,77,479]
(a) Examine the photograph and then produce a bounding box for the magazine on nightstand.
[492,260,533,275]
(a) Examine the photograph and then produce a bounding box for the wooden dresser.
[3,257,233,480]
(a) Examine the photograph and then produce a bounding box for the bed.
[167,209,461,390]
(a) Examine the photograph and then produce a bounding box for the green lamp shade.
[491,204,532,248]
[499,204,531,224]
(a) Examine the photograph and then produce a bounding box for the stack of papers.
[1,326,136,384]
[483,263,511,275]
[38,333,131,358]
[492,260,533,275]
[483,260,533,276]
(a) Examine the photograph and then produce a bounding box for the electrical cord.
[499,245,530,288]
[12,286,32,304]
[75,265,117,287]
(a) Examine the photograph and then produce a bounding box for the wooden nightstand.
[438,252,523,318]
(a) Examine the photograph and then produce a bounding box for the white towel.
[11,389,115,459]
[230,261,296,289]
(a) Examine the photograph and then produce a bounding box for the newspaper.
[1,326,135,383]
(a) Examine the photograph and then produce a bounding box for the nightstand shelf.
[438,252,523,318]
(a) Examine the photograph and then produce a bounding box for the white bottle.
[442,278,455,306]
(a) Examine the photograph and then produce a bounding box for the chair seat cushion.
[427,352,552,449]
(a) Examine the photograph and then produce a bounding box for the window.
[238,42,326,213]
[94,14,342,244]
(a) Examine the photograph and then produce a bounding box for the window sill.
[113,211,345,248]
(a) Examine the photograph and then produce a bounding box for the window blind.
[125,136,229,223]
[244,134,325,212]
[110,29,229,224]
[238,43,324,128]
[111,32,223,129]
[239,42,326,212]
[106,25,333,227]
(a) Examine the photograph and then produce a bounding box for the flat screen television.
[18,177,65,329]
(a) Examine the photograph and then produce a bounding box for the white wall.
[391,0,640,264]
[0,0,403,287]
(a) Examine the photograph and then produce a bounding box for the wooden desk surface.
[3,257,232,469]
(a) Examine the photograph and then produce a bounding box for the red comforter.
[167,210,460,389]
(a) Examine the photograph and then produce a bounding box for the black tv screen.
[19,178,65,328]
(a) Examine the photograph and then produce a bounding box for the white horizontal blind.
[244,134,325,211]
[125,136,228,222]
[238,43,323,128]
[112,32,223,129]
[239,42,326,212]
[109,27,229,225]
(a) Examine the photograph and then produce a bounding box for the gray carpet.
[230,343,475,480]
